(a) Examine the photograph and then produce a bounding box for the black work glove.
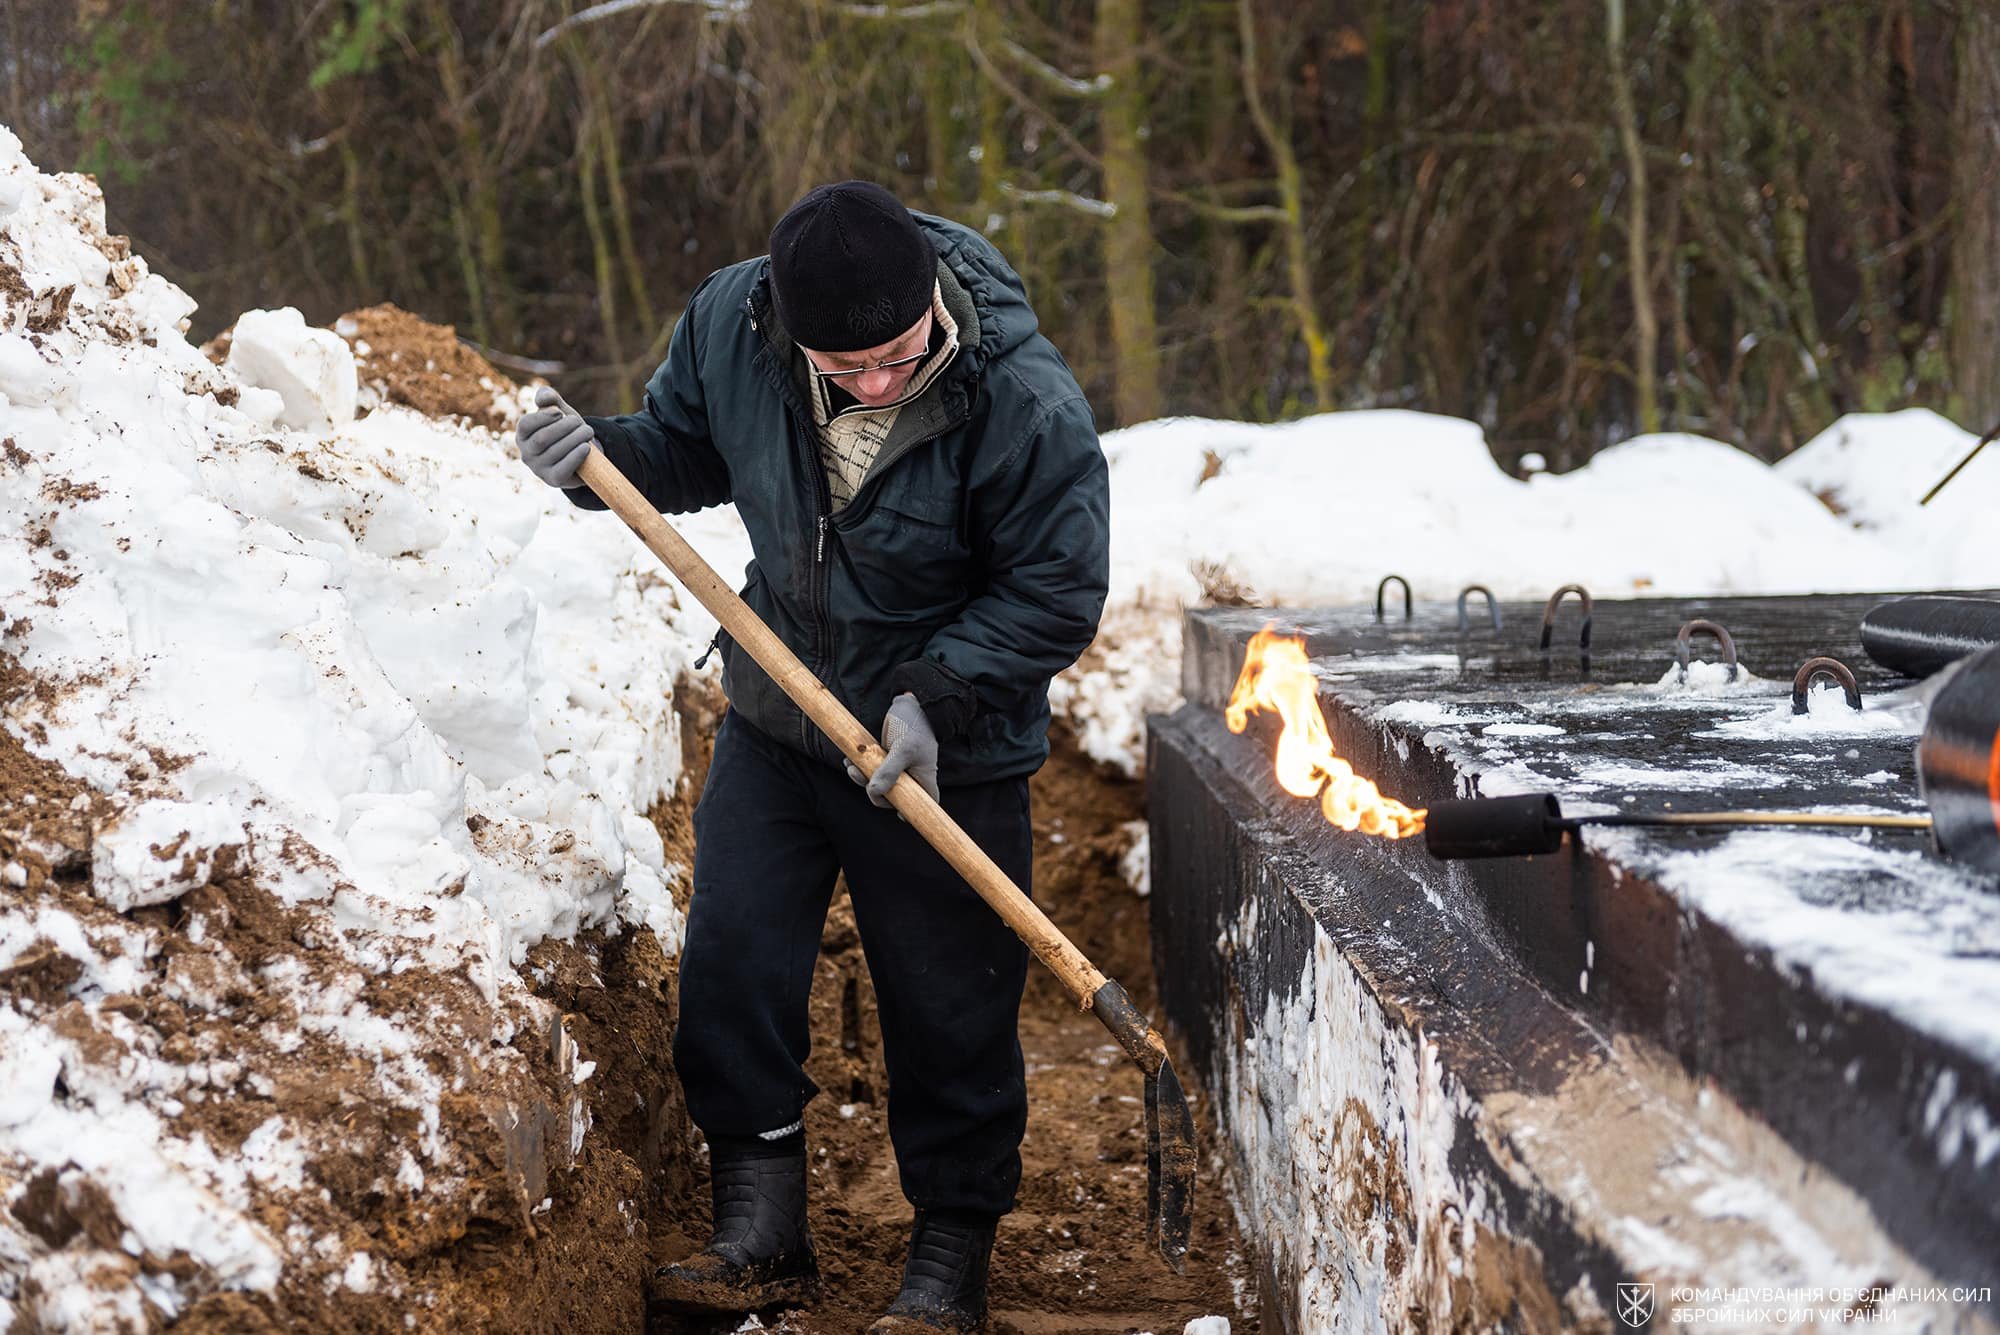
[845,693,940,807]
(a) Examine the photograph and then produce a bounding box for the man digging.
[514,181,1110,1331]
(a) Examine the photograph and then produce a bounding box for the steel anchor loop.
[1792,656,1863,715]
[1375,574,1412,623]
[1675,619,1740,683]
[1538,584,1594,654]
[1456,584,1502,634]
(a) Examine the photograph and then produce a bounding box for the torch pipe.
[1564,811,1934,832]
[1420,793,1936,861]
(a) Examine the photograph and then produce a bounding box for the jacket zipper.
[748,278,971,763]
[746,283,841,759]
[783,399,837,759]
[805,500,832,756]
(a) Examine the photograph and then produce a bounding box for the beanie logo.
[844,297,899,341]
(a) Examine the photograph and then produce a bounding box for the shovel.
[574,446,1198,1273]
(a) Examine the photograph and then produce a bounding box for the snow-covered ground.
[3,121,1997,1327]
[1058,409,1999,774]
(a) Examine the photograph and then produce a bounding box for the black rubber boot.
[651,1142,820,1315]
[868,1210,997,1333]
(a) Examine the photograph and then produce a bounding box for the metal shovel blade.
[1146,1051,1198,1271]
[1092,978,1197,1273]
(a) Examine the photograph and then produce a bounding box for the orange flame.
[1987,725,1999,837]
[1226,626,1427,839]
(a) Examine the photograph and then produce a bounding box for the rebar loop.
[1792,656,1863,715]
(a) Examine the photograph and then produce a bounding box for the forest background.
[9,0,2000,471]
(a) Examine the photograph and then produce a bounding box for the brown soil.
[0,650,118,881]
[335,303,519,432]
[0,253,31,307]
[637,723,1256,1335]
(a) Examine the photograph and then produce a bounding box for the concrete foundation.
[1148,593,2000,1333]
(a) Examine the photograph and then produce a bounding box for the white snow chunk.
[91,799,248,911]
[225,307,359,431]
[1653,660,1766,694]
[1119,820,1151,897]
[1481,722,1565,738]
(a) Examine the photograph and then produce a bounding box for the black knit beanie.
[768,181,936,352]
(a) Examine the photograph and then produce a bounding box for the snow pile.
[1698,684,1928,742]
[1652,660,1767,694]
[1060,410,1998,774]
[0,125,699,976]
[0,126,744,1325]
[1776,409,1995,587]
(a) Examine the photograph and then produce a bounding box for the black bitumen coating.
[1148,708,1633,1329]
[1154,590,2000,1302]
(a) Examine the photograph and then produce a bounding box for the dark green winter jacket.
[567,214,1110,784]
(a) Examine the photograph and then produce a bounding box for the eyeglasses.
[806,346,931,382]
[803,313,934,382]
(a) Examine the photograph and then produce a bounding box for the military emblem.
[1617,1282,1656,1328]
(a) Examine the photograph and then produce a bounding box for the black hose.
[1860,596,2000,678]
[1916,647,2000,873]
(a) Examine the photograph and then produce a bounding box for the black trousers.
[674,709,1034,1216]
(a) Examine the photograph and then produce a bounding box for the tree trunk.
[593,97,658,341]
[1951,4,2000,429]
[337,134,374,300]
[1095,0,1162,424]
[1606,0,1660,434]
[1236,0,1331,410]
[577,98,632,412]
[426,0,511,348]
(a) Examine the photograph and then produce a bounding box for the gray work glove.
[846,692,940,808]
[515,386,595,489]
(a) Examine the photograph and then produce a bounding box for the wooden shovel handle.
[575,446,1109,1007]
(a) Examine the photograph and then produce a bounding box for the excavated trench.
[528,676,1256,1335]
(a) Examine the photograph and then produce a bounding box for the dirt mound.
[333,303,518,432]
